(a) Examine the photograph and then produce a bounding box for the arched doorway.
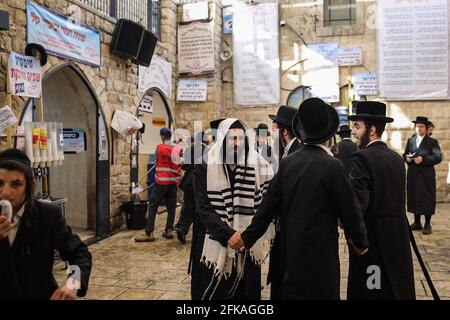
[131,88,172,200]
[19,64,110,238]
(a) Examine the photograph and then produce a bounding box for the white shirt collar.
[304,143,334,157]
[343,138,353,141]
[283,138,296,157]
[8,203,25,246]
[366,139,383,148]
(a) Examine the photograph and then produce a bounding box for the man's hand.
[228,231,244,250]
[353,246,369,256]
[414,156,423,164]
[348,239,368,256]
[0,215,15,240]
[50,284,78,300]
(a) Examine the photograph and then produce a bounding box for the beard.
[357,129,370,149]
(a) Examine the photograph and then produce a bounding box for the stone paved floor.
[54,204,450,300]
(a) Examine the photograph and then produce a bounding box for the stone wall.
[173,0,450,202]
[0,0,178,230]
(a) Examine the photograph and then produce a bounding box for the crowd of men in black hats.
[165,98,443,300]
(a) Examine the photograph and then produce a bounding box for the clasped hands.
[228,231,245,251]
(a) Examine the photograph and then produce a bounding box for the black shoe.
[410,222,423,231]
[176,228,186,244]
[162,229,174,239]
[423,224,432,235]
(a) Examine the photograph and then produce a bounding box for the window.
[287,86,312,109]
[324,0,356,27]
[149,0,161,39]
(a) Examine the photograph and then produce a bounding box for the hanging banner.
[138,55,172,98]
[178,21,215,75]
[233,1,280,106]
[26,0,101,68]
[8,51,42,98]
[177,80,208,101]
[337,47,363,66]
[378,0,448,100]
[302,42,340,103]
[353,73,378,96]
[0,105,18,132]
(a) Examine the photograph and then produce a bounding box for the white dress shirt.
[8,203,25,246]
[416,135,425,149]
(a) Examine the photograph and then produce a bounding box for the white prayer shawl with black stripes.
[201,118,274,279]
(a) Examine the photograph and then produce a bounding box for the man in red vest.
[136,127,182,242]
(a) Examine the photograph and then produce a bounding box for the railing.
[79,0,161,38]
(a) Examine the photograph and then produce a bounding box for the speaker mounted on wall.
[110,19,158,67]
[132,29,158,67]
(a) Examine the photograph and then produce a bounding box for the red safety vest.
[155,143,182,185]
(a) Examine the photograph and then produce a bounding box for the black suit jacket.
[287,139,302,155]
[0,200,92,300]
[336,139,357,175]
[242,145,368,299]
[348,141,415,300]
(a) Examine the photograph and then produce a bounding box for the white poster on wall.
[8,51,42,98]
[302,43,340,103]
[182,1,209,22]
[0,105,18,132]
[178,21,215,75]
[177,80,208,101]
[139,94,153,113]
[353,73,378,96]
[338,47,363,66]
[233,1,280,106]
[378,0,448,100]
[138,55,172,98]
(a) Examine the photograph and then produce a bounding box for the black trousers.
[145,183,177,234]
[175,186,195,235]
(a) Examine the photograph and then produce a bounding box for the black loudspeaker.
[110,19,144,60]
[133,29,158,67]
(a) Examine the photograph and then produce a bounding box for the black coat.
[403,135,442,215]
[191,163,261,300]
[287,139,302,155]
[336,139,357,176]
[0,200,92,300]
[242,145,368,299]
[263,137,303,299]
[348,141,415,300]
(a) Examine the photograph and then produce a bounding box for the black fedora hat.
[348,101,393,123]
[254,123,270,136]
[292,98,340,144]
[269,105,297,128]
[336,125,351,135]
[412,116,431,125]
[210,118,226,130]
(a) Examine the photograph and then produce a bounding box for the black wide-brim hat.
[348,101,393,123]
[269,105,297,128]
[210,118,226,130]
[412,116,431,125]
[292,98,340,144]
[336,124,351,135]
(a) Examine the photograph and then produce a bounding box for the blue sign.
[26,0,101,67]
[63,129,86,154]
